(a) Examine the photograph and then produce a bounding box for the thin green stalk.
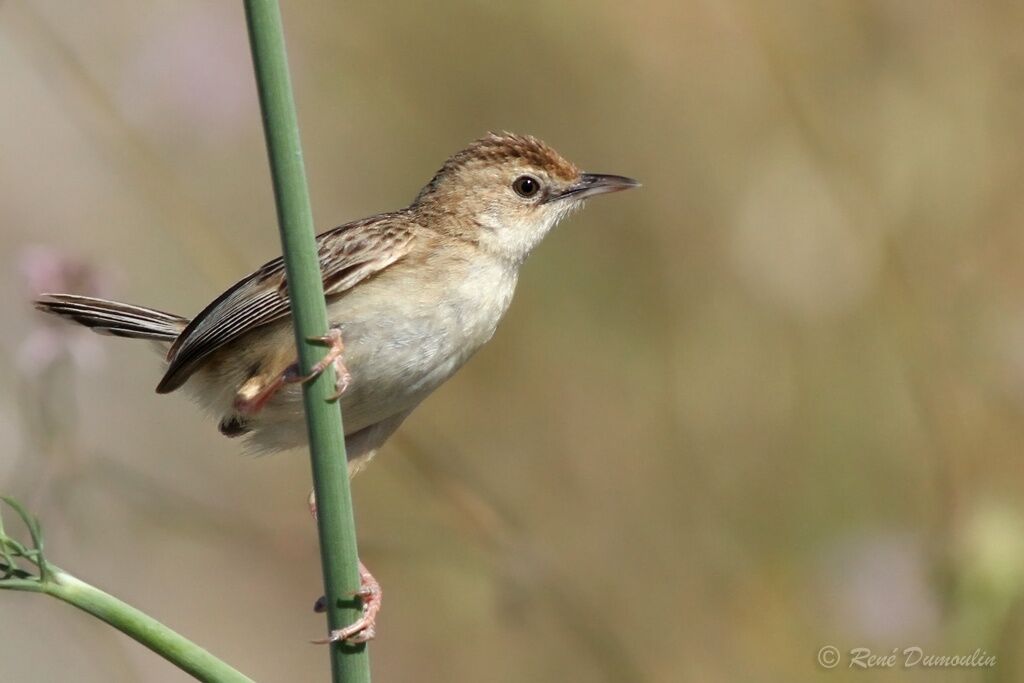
[1,497,254,682]
[242,2,369,682]
[42,569,256,683]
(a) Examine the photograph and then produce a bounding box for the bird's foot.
[312,561,382,644]
[231,328,350,415]
[305,327,351,401]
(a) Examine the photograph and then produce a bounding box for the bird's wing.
[156,213,416,393]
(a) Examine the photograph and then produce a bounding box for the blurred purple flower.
[817,531,940,643]
[17,245,111,376]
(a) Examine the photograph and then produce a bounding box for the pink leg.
[306,328,352,401]
[233,328,351,415]
[233,369,293,415]
[308,490,381,644]
[312,561,382,644]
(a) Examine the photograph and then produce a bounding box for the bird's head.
[414,132,639,264]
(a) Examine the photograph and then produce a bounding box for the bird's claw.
[325,364,351,402]
[314,620,376,645]
[312,561,382,645]
[302,328,351,400]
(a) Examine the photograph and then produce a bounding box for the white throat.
[476,200,582,266]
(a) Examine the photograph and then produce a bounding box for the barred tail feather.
[34,294,189,342]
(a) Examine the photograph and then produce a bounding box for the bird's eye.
[512,175,541,198]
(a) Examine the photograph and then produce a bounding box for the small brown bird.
[34,131,638,641]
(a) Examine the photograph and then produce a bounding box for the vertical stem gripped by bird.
[242,2,371,681]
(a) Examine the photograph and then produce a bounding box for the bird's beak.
[550,173,641,202]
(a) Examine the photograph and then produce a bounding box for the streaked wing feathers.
[156,213,415,393]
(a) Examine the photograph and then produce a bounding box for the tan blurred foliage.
[3,1,1024,681]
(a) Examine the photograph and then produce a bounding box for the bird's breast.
[328,258,518,431]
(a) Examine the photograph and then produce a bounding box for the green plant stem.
[26,566,255,683]
[243,2,369,682]
[4,499,256,681]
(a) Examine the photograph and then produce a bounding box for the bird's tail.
[34,294,189,342]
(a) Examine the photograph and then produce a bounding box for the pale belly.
[193,259,518,453]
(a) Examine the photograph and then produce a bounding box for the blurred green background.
[3,1,1024,681]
